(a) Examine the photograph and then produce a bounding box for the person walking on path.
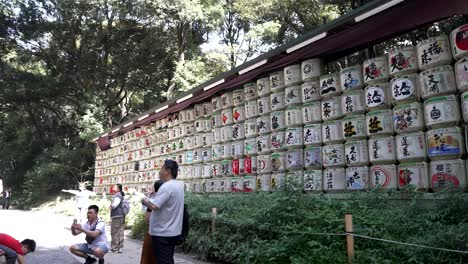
[2,188,11,209]
[109,184,125,253]
[140,180,164,264]
[63,183,96,222]
[70,205,109,264]
[142,160,184,264]
[0,233,36,264]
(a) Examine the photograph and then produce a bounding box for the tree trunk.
[167,21,190,99]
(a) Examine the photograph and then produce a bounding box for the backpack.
[121,199,130,216]
[176,204,189,246]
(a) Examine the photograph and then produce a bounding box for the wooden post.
[211,208,217,234]
[345,214,354,264]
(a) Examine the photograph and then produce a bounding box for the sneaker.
[84,256,96,264]
[98,259,104,264]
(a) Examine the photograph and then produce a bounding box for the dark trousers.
[2,198,9,209]
[0,245,17,264]
[151,235,180,264]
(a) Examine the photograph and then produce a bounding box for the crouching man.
[0,233,35,264]
[70,205,109,264]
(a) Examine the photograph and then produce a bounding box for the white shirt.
[76,190,92,209]
[82,219,108,248]
[149,180,184,237]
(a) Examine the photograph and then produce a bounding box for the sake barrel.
[232,158,245,175]
[270,71,286,92]
[256,134,271,154]
[450,24,468,60]
[211,112,222,128]
[303,169,323,191]
[243,156,257,174]
[257,154,272,174]
[285,106,303,127]
[416,35,452,71]
[202,102,212,117]
[212,127,221,144]
[342,114,367,140]
[186,122,195,136]
[284,64,301,86]
[221,160,233,177]
[390,74,420,104]
[366,109,394,136]
[231,177,243,192]
[202,163,212,179]
[388,46,418,77]
[323,167,346,191]
[231,141,244,159]
[221,125,233,142]
[424,95,461,128]
[304,146,322,169]
[368,136,396,164]
[271,130,286,151]
[426,126,464,160]
[304,123,322,146]
[185,150,194,164]
[322,144,345,167]
[270,110,286,131]
[211,144,222,161]
[320,72,341,97]
[245,100,259,119]
[257,115,271,135]
[233,89,245,106]
[201,132,212,147]
[212,161,222,178]
[222,108,233,126]
[244,138,257,156]
[301,59,322,81]
[286,148,304,171]
[244,82,258,101]
[393,102,425,133]
[284,85,302,106]
[398,162,429,190]
[233,105,246,123]
[301,80,321,102]
[344,140,369,166]
[179,109,188,123]
[184,136,194,150]
[270,172,286,191]
[346,166,369,190]
[192,148,203,164]
[462,91,468,123]
[321,97,343,121]
[340,65,364,91]
[232,123,245,141]
[342,90,365,116]
[270,90,286,111]
[244,118,257,138]
[370,164,397,189]
[257,96,272,116]
[257,77,271,97]
[212,96,222,113]
[257,173,271,192]
[455,57,468,92]
[322,120,343,145]
[302,101,322,124]
[365,83,391,110]
[363,56,389,84]
[284,127,303,148]
[221,142,232,159]
[271,151,286,173]
[193,164,203,179]
[221,91,233,109]
[430,159,466,190]
[419,65,457,99]
[395,132,427,162]
[202,148,212,162]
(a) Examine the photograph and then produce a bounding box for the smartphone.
[73,219,77,225]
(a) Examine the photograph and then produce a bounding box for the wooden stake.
[345,214,354,264]
[211,208,217,234]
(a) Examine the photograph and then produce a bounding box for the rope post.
[211,208,217,234]
[345,214,354,264]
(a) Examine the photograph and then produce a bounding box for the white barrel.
[270,71,285,92]
[430,159,466,190]
[257,173,271,192]
[322,144,345,167]
[285,106,303,127]
[179,110,188,123]
[194,104,203,119]
[271,130,286,151]
[256,77,271,97]
[286,148,304,171]
[243,176,257,192]
[340,65,364,91]
[186,108,195,123]
[270,172,286,191]
[222,108,233,126]
[243,156,257,174]
[271,151,286,173]
[398,162,429,189]
[320,72,341,97]
[369,136,396,164]
[231,177,243,192]
[417,35,452,71]
[257,96,272,116]
[270,90,286,111]
[186,123,195,136]
[388,46,418,77]
[366,109,394,136]
[202,102,212,117]
[244,82,258,101]
[233,89,245,106]
[185,150,193,164]
[203,118,212,132]
[212,96,222,113]
[232,105,246,123]
[344,140,369,166]
[342,115,367,140]
[212,128,221,144]
[221,126,233,142]
[256,134,271,154]
[232,123,245,141]
[212,161,222,178]
[202,163,212,179]
[322,120,343,144]
[231,141,244,159]
[211,144,222,161]
[304,146,322,169]
[270,110,286,131]
[221,92,233,109]
[455,57,468,92]
[257,154,272,174]
[426,126,464,160]
[245,100,259,119]
[304,123,322,146]
[301,59,322,81]
[346,166,369,190]
[395,132,427,162]
[221,142,232,159]
[450,24,468,60]
[192,148,203,164]
[201,132,212,147]
[323,167,346,191]
[393,102,425,133]
[184,136,194,150]
[342,90,365,115]
[285,127,303,148]
[424,95,461,128]
[221,160,233,177]
[462,91,468,122]
[419,65,457,99]
[257,115,271,135]
[302,101,322,124]
[284,64,301,86]
[301,80,321,103]
[390,74,420,104]
[211,112,222,128]
[202,148,212,162]
[321,97,343,121]
[193,164,203,179]
[370,164,397,189]
[244,118,257,138]
[244,138,257,156]
[232,158,244,175]
[284,85,302,106]
[363,56,389,84]
[304,170,323,191]
[365,83,391,110]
